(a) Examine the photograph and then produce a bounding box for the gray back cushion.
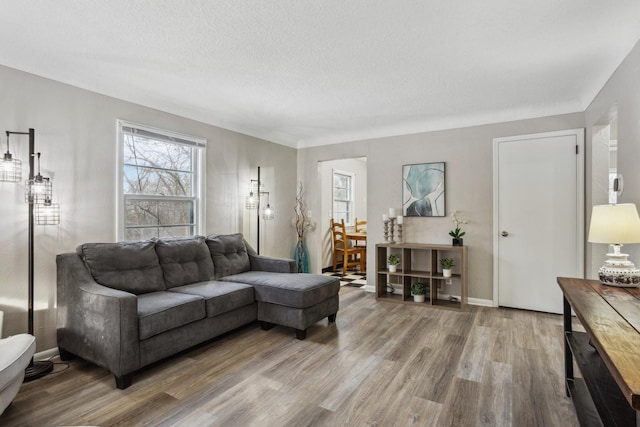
[206,233,251,278]
[77,240,165,294]
[155,236,215,288]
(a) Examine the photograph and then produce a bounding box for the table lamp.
[588,203,640,287]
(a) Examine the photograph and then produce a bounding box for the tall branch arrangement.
[293,182,315,238]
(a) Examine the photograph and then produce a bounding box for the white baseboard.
[467,297,494,307]
[35,347,59,362]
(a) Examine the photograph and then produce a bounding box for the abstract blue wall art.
[402,162,445,217]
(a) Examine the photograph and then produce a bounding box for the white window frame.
[116,120,206,241]
[332,169,355,225]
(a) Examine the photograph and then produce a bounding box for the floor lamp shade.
[1,132,22,182]
[35,201,61,225]
[588,203,640,286]
[0,156,22,182]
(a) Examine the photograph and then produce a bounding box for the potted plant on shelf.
[449,211,468,246]
[411,282,427,303]
[387,254,400,272]
[440,258,455,278]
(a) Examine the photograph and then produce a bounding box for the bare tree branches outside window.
[120,124,204,241]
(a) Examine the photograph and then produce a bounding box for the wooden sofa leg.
[115,374,133,390]
[328,313,337,323]
[296,329,307,340]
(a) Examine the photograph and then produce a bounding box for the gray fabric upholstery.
[57,253,140,377]
[137,291,205,340]
[257,295,339,330]
[170,281,255,317]
[139,304,257,367]
[249,254,296,273]
[224,271,340,308]
[155,236,215,288]
[244,240,296,273]
[57,232,340,389]
[77,240,165,295]
[206,234,251,278]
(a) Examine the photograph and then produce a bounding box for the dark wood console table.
[558,277,640,426]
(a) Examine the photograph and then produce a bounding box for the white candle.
[389,208,396,218]
[382,214,389,221]
[397,215,403,224]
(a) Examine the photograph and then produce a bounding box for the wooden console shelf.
[376,242,467,311]
[557,277,640,426]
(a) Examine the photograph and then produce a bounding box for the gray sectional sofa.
[56,233,339,389]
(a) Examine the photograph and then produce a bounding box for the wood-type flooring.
[1,286,578,426]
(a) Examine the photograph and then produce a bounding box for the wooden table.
[345,231,367,243]
[557,277,640,426]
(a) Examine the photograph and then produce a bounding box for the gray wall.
[298,113,585,301]
[0,65,297,351]
[585,39,640,279]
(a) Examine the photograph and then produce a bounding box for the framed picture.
[402,162,445,217]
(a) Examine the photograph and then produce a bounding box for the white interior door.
[493,129,584,314]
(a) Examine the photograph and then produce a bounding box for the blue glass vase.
[294,238,309,273]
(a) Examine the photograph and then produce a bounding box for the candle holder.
[389,218,396,243]
[383,219,390,242]
[396,223,403,243]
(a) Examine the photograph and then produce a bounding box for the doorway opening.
[318,157,367,288]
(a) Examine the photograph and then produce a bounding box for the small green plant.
[440,258,455,269]
[411,282,426,295]
[387,254,400,265]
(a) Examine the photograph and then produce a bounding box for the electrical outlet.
[445,279,452,285]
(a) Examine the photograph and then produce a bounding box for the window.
[117,121,205,241]
[333,169,354,225]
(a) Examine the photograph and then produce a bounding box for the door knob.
[501,231,509,237]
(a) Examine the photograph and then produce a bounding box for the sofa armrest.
[56,253,140,377]
[249,253,296,273]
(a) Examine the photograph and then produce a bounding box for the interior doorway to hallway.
[318,157,367,276]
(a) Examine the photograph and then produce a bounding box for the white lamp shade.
[588,203,640,244]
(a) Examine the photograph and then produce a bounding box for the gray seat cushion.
[77,240,165,295]
[170,281,255,317]
[206,234,250,278]
[223,272,340,309]
[137,291,205,340]
[155,236,215,288]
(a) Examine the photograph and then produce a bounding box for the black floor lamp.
[1,128,60,381]
[245,166,274,255]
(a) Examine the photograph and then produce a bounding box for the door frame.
[492,128,585,308]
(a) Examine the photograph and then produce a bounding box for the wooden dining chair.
[352,218,367,272]
[331,218,365,274]
[353,218,367,247]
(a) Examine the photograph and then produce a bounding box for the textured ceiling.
[1,1,639,148]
